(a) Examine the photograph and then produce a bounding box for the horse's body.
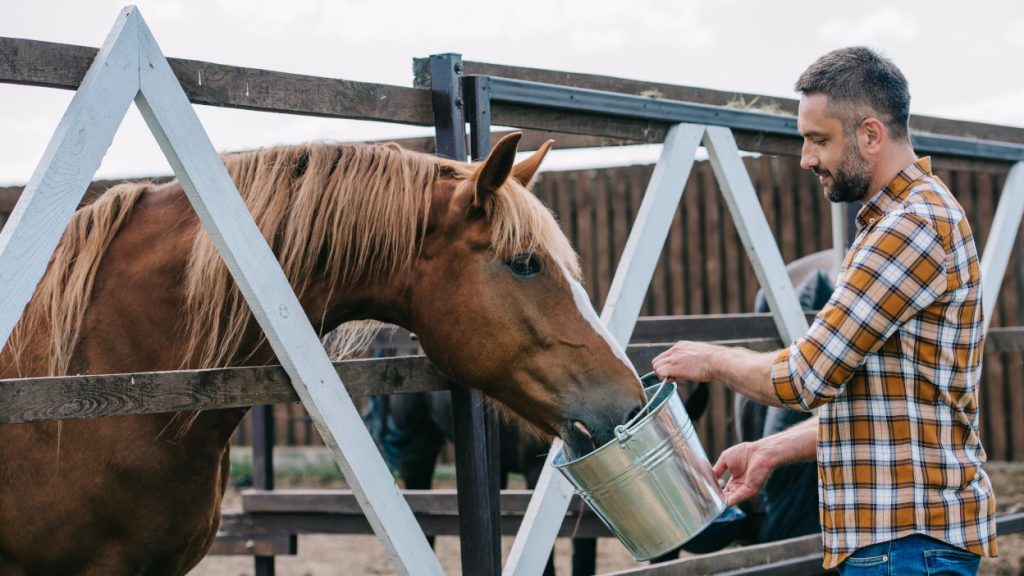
[0,134,645,575]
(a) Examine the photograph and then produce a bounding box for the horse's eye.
[506,253,542,277]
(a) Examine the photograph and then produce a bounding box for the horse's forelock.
[482,178,582,282]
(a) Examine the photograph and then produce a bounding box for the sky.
[1,0,1023,185]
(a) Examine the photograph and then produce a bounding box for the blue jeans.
[838,534,980,575]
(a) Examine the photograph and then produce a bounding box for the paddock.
[2,8,1024,576]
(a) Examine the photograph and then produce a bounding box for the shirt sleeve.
[772,211,947,411]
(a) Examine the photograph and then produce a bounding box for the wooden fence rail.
[4,36,1023,163]
[4,319,1023,425]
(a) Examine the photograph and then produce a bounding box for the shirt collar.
[856,157,932,230]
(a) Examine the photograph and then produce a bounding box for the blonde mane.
[3,140,580,376]
[3,185,147,376]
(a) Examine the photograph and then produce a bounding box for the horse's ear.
[473,132,522,207]
[512,139,554,188]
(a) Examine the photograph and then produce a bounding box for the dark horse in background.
[0,133,648,574]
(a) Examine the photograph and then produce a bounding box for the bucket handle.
[614,373,667,443]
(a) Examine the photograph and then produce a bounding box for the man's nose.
[800,142,817,171]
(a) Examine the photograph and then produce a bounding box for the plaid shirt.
[772,158,997,569]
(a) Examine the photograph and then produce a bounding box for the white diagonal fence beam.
[831,203,849,278]
[601,124,707,343]
[0,7,441,575]
[0,8,139,352]
[980,161,1024,334]
[505,123,705,576]
[129,12,440,576]
[703,126,809,342]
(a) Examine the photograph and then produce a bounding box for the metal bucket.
[552,373,727,561]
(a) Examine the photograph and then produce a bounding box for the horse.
[0,132,647,575]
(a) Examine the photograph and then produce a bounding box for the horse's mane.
[4,140,580,376]
[3,185,147,376]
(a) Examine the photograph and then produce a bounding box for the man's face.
[797,93,872,203]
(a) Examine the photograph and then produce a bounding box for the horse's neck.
[69,183,197,374]
[81,180,413,367]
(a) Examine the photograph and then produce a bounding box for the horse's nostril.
[573,420,593,438]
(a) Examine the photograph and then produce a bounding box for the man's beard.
[818,142,872,203]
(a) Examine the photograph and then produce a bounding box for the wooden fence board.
[0,38,434,126]
[595,170,613,307]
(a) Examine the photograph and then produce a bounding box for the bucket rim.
[553,379,676,469]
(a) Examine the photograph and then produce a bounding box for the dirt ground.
[191,463,1024,575]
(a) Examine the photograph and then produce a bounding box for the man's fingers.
[723,483,754,506]
[712,457,728,477]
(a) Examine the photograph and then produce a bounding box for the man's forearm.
[706,345,785,408]
[756,414,818,466]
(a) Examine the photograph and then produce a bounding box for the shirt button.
[869,218,875,224]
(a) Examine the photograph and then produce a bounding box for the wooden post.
[251,404,276,576]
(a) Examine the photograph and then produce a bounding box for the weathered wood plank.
[6,37,1021,166]
[223,490,615,539]
[208,533,296,556]
[604,533,824,576]
[605,511,1024,575]
[0,37,433,126]
[3,323,1021,425]
[0,355,447,424]
[219,510,611,539]
[242,489,584,515]
[366,130,636,155]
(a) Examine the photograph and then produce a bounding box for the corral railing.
[3,156,1023,464]
[3,23,1024,576]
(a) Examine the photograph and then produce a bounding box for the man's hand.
[712,441,775,506]
[652,340,720,383]
[712,415,819,505]
[652,340,782,407]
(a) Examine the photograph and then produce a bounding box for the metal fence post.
[430,53,502,576]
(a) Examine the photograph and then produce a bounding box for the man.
[653,47,997,574]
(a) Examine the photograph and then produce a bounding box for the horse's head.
[406,133,645,457]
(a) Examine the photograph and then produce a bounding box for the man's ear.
[859,117,886,155]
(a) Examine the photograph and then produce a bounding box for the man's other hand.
[712,441,775,506]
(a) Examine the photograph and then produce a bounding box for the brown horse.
[0,133,645,575]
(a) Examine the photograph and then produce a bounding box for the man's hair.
[795,46,911,142]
